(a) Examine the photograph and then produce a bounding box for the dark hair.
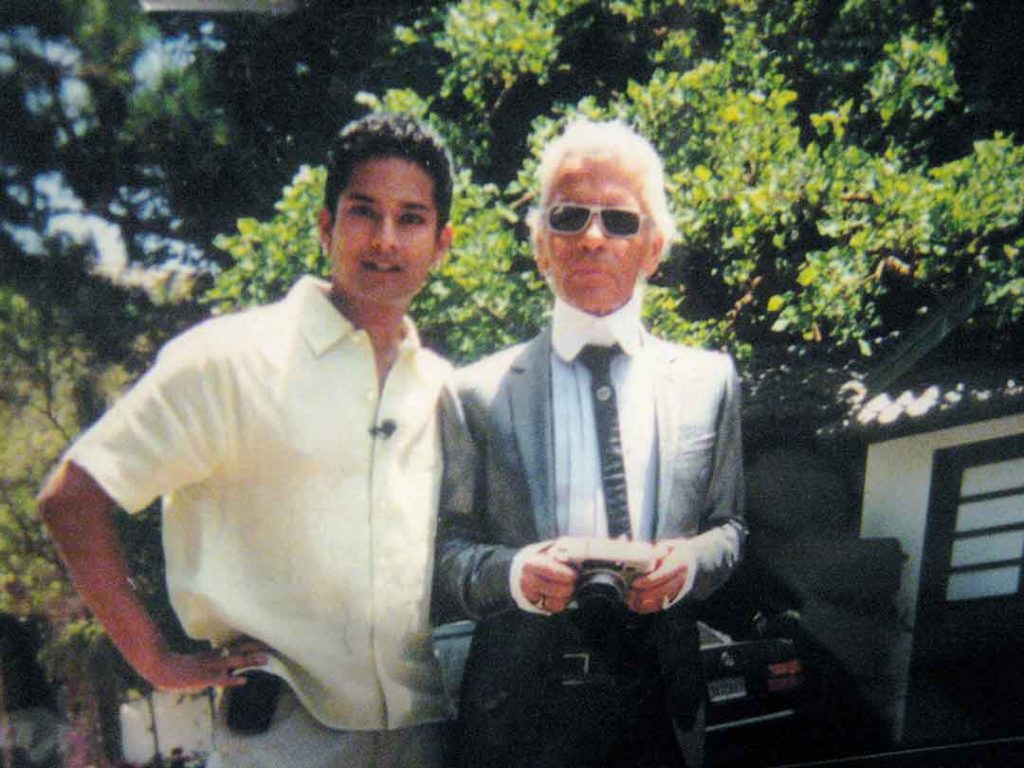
[323,112,454,230]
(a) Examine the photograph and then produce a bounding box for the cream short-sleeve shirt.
[67,276,452,730]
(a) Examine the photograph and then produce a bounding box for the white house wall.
[859,411,1024,739]
[120,690,216,764]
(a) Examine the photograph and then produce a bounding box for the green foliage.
[434,0,575,109]
[867,34,958,126]
[0,283,99,620]
[0,280,122,766]
[205,165,328,313]
[205,0,1024,366]
[0,246,199,760]
[766,133,1024,347]
[9,0,1020,365]
[414,172,549,361]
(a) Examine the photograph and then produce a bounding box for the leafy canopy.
[211,0,1024,367]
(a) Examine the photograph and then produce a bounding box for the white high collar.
[550,285,645,362]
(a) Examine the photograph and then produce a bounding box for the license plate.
[707,676,747,703]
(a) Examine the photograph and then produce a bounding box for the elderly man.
[38,113,457,768]
[436,119,746,767]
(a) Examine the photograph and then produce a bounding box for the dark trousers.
[529,612,689,768]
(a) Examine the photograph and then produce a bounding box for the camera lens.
[576,568,629,614]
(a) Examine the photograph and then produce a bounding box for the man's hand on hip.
[143,638,270,692]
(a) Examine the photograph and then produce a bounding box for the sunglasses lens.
[548,205,591,233]
[600,209,642,236]
[547,205,643,237]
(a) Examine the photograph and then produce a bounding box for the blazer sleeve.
[432,381,520,624]
[688,353,747,601]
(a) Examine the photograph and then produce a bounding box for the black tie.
[577,344,632,539]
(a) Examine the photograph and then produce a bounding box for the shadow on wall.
[702,445,907,764]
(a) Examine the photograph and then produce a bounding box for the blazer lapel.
[508,328,557,540]
[650,334,683,538]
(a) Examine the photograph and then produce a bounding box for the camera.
[552,538,656,614]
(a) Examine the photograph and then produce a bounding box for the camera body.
[552,538,656,612]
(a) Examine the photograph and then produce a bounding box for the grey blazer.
[435,326,746,766]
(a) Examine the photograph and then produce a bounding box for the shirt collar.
[289,275,420,357]
[550,284,645,362]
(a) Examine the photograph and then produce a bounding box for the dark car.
[432,617,808,764]
[699,622,804,734]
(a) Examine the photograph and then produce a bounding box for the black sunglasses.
[546,204,648,238]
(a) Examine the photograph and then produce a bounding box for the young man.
[435,119,746,767]
[38,113,456,768]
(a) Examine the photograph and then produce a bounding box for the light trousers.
[206,686,447,768]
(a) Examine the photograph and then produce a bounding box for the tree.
[0,238,204,764]
[212,0,1024,371]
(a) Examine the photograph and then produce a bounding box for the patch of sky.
[111,184,172,221]
[3,26,82,68]
[24,82,55,115]
[137,231,205,266]
[36,172,84,215]
[132,20,226,90]
[59,78,97,139]
[6,181,29,207]
[133,34,198,91]
[59,78,92,119]
[4,172,128,267]
[5,28,90,122]
[199,21,226,52]
[3,25,215,273]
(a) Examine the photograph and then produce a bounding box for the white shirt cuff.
[510,544,552,615]
[665,540,697,608]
